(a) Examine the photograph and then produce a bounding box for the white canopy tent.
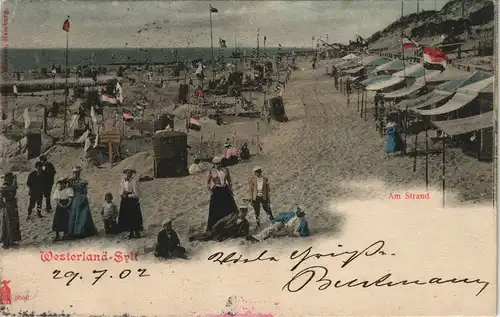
[382,70,441,99]
[417,76,493,116]
[431,111,494,136]
[341,53,359,61]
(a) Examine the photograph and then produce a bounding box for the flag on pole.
[187,113,201,131]
[219,38,227,48]
[210,5,218,12]
[423,47,448,71]
[402,33,419,49]
[62,18,70,32]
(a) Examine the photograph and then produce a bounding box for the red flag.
[423,47,448,71]
[62,19,70,32]
[402,33,418,49]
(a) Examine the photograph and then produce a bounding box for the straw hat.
[212,156,222,164]
[162,219,172,226]
[253,166,262,173]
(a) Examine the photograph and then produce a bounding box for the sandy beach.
[0,57,493,252]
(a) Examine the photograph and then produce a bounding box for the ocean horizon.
[3,47,309,71]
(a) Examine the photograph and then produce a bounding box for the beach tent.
[343,65,365,75]
[383,70,441,99]
[426,67,470,83]
[374,59,406,72]
[341,53,358,61]
[364,57,391,67]
[431,111,494,136]
[417,76,494,116]
[360,75,392,86]
[397,71,493,111]
[365,64,424,91]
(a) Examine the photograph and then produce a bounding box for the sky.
[2,0,449,49]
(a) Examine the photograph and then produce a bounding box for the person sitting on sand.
[239,143,251,161]
[246,206,310,242]
[155,219,187,260]
[206,156,239,231]
[190,206,250,242]
[189,158,203,175]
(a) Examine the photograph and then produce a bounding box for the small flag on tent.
[122,109,135,121]
[210,5,218,12]
[187,113,201,131]
[402,33,419,49]
[62,18,70,32]
[423,47,448,71]
[219,38,227,48]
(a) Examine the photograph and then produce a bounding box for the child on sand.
[100,193,119,235]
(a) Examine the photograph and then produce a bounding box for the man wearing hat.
[38,155,56,213]
[248,166,274,229]
[247,205,310,242]
[26,162,45,219]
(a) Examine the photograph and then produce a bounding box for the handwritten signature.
[282,265,489,296]
[207,240,388,270]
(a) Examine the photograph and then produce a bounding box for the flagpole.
[209,5,215,80]
[63,27,69,139]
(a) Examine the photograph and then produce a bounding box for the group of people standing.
[0,156,145,249]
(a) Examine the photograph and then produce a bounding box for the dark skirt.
[52,199,70,233]
[118,196,144,232]
[207,186,238,231]
[0,199,21,246]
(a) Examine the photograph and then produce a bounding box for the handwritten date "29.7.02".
[52,268,150,286]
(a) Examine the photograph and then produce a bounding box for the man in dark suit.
[38,155,56,213]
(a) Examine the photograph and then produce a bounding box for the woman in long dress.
[52,178,74,241]
[0,172,21,249]
[205,156,239,231]
[68,166,97,239]
[118,169,143,239]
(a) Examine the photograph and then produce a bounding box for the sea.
[4,47,307,71]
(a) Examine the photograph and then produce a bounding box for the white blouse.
[52,188,74,201]
[120,178,139,199]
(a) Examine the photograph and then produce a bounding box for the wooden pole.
[442,135,446,208]
[357,88,360,112]
[413,132,418,172]
[425,118,429,190]
[364,91,367,122]
[108,141,113,167]
[256,121,260,155]
[403,105,408,154]
[360,90,364,118]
